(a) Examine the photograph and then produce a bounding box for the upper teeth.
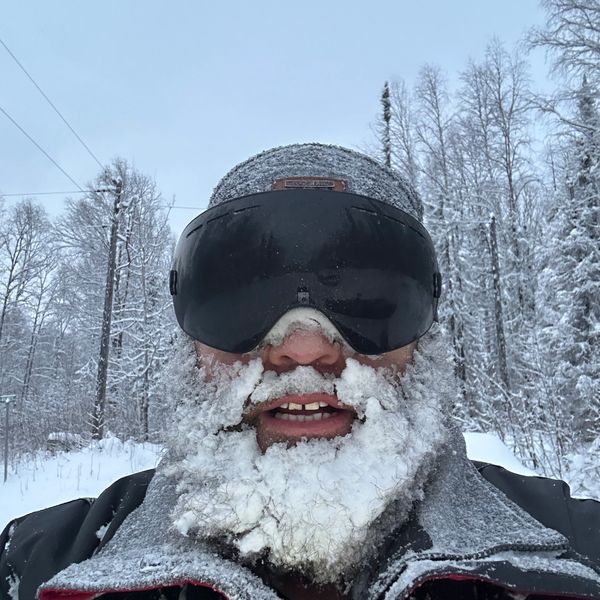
[278,401,329,411]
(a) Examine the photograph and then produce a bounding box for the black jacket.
[1,463,599,600]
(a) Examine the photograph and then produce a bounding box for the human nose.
[262,329,344,373]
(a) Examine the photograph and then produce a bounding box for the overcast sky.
[1,1,549,234]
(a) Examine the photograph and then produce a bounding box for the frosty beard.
[162,325,453,587]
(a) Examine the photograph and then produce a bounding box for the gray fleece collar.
[42,430,600,600]
[366,431,600,599]
[42,472,279,600]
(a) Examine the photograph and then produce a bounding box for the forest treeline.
[369,0,599,475]
[0,160,175,457]
[0,0,598,478]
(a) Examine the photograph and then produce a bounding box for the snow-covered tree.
[55,160,176,441]
[537,76,600,443]
[530,0,600,88]
[0,161,176,457]
[381,81,392,168]
[0,200,54,395]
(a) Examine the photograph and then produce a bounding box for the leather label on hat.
[272,176,347,192]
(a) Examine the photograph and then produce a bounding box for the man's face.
[167,311,449,582]
[194,319,416,452]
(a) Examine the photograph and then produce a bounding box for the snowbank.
[463,432,536,476]
[0,436,163,526]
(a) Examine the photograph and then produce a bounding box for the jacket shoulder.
[474,460,600,567]
[0,469,154,600]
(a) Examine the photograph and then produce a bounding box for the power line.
[0,104,85,191]
[0,190,88,197]
[0,189,201,211]
[164,205,202,210]
[0,36,105,171]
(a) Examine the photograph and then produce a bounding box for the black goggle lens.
[171,189,440,354]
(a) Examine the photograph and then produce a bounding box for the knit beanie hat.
[208,143,421,220]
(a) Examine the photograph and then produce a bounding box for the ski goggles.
[170,189,441,354]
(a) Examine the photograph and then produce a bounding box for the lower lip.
[257,394,355,440]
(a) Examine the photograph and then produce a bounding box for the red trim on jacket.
[39,579,229,600]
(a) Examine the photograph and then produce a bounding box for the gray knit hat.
[209,143,421,220]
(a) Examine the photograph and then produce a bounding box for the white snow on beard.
[162,323,454,586]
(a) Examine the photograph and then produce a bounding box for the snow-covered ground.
[0,436,164,527]
[0,432,597,529]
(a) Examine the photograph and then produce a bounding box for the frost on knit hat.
[208,143,421,220]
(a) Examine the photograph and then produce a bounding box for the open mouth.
[272,400,338,421]
[253,393,356,443]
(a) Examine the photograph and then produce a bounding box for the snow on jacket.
[1,437,600,600]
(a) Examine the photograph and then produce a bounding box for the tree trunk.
[489,215,511,394]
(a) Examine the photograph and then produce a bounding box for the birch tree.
[0,200,53,394]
